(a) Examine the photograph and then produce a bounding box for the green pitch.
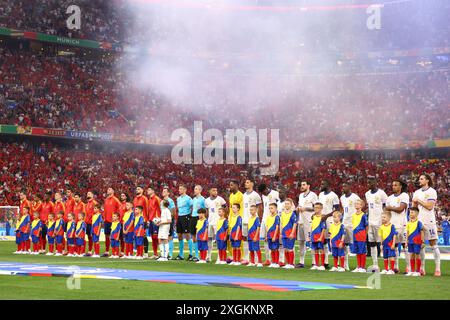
[0,242,448,300]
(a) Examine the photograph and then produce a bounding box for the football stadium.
[0,0,449,303]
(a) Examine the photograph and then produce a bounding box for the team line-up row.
[13,174,441,277]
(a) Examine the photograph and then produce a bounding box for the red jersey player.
[85,191,98,256]
[40,191,54,253]
[103,187,121,256]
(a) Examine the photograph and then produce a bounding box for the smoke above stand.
[116,0,448,146]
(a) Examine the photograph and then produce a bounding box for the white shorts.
[368,225,380,243]
[260,219,267,238]
[158,225,170,240]
[242,223,248,237]
[207,223,217,239]
[297,223,311,242]
[394,224,407,244]
[423,222,438,241]
[325,218,333,240]
[344,225,353,244]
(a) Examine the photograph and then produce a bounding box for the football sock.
[323,243,329,264]
[88,235,93,252]
[168,240,174,257]
[432,245,441,272]
[371,246,378,268]
[344,246,349,269]
[207,239,213,261]
[257,250,262,264]
[299,241,306,264]
[105,237,110,253]
[420,247,426,271]
[152,235,159,256]
[159,243,164,258]
[194,241,199,259]
[179,239,184,258]
[243,241,249,261]
[390,260,395,271]
[265,242,270,261]
[416,258,422,273]
[188,239,193,256]
[339,256,345,268]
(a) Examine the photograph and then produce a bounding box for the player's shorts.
[332,247,345,257]
[260,218,267,238]
[75,238,85,246]
[85,224,92,237]
[344,225,353,244]
[282,238,295,250]
[148,221,159,236]
[352,241,367,254]
[92,234,100,243]
[31,235,40,243]
[56,235,64,244]
[47,236,55,245]
[197,240,208,251]
[111,239,120,248]
[394,224,407,244]
[67,238,75,246]
[231,240,241,248]
[268,239,279,250]
[423,222,438,241]
[311,241,324,251]
[22,233,30,242]
[298,221,311,242]
[368,225,380,243]
[135,236,144,246]
[189,216,199,236]
[158,225,170,240]
[104,222,112,235]
[15,231,22,244]
[124,232,134,244]
[242,223,248,237]
[382,247,396,259]
[176,215,190,234]
[40,224,47,239]
[248,240,260,251]
[208,222,217,239]
[217,240,227,250]
[408,243,421,254]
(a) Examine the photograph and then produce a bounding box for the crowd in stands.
[0,141,448,220]
[1,47,449,148]
[0,0,448,52]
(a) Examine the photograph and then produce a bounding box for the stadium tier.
[0,46,449,147]
[0,140,448,216]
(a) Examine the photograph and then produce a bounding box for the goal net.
[0,206,19,238]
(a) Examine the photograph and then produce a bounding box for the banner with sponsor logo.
[66,130,113,141]
[0,27,121,52]
[1,124,449,151]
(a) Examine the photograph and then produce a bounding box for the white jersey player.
[258,184,280,264]
[340,182,360,270]
[412,174,440,276]
[205,187,226,262]
[297,180,318,267]
[318,180,340,267]
[242,179,262,263]
[385,179,409,271]
[365,177,388,270]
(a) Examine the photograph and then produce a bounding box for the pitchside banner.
[1,124,450,151]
